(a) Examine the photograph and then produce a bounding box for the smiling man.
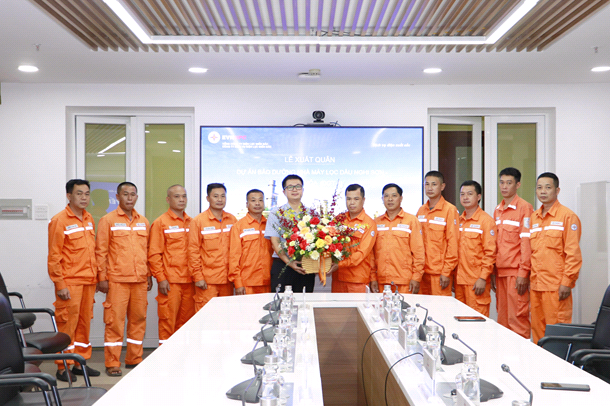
[188,183,237,311]
[331,184,378,293]
[530,172,582,343]
[96,182,152,377]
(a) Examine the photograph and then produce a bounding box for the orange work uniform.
[493,195,533,338]
[455,207,497,316]
[148,209,194,345]
[48,205,97,369]
[416,196,459,296]
[96,207,150,369]
[228,213,273,294]
[529,200,582,343]
[332,210,377,293]
[188,209,237,310]
[372,209,425,294]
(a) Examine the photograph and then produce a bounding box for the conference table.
[95,293,610,406]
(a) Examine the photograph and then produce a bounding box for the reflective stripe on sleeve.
[64,227,85,235]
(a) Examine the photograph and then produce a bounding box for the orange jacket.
[187,209,237,285]
[529,201,582,291]
[228,213,273,288]
[95,207,150,283]
[457,207,497,285]
[148,209,193,284]
[337,210,377,284]
[493,195,533,278]
[416,196,459,277]
[372,209,425,285]
[47,205,97,291]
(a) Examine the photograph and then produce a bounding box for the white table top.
[94,292,610,406]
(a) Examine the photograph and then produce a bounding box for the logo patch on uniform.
[66,224,79,230]
[371,231,375,237]
[523,217,530,229]
[114,223,127,227]
[571,224,578,231]
[490,230,495,236]
[244,228,255,232]
[551,221,563,226]
[169,225,180,230]
[397,224,408,229]
[434,217,445,222]
[204,226,216,231]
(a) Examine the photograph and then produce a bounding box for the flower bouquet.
[274,192,357,286]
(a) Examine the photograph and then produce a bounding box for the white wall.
[1,82,609,343]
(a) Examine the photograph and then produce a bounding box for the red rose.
[329,244,337,252]
[310,217,320,225]
[336,243,343,251]
[299,241,307,250]
[318,230,326,239]
[292,227,299,233]
[290,233,299,241]
[328,221,336,226]
[287,246,295,256]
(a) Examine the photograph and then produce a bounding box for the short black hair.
[246,189,264,199]
[66,179,90,194]
[537,172,559,188]
[346,184,365,197]
[207,183,226,195]
[499,167,522,182]
[460,180,482,195]
[117,181,137,194]
[425,171,444,184]
[282,174,304,190]
[382,183,402,196]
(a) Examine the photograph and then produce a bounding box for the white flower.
[302,215,312,223]
[309,251,320,261]
[322,226,330,233]
[304,233,314,243]
[306,244,316,251]
[321,217,330,225]
[334,250,343,259]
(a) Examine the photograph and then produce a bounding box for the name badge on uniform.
[226,224,233,229]
[434,217,445,222]
[244,228,255,232]
[470,224,481,229]
[136,223,146,227]
[551,221,563,226]
[533,223,539,228]
[377,224,385,228]
[204,226,216,231]
[418,215,425,219]
[66,224,79,230]
[88,222,93,227]
[358,228,365,233]
[115,223,127,227]
[397,224,408,229]
[169,225,180,230]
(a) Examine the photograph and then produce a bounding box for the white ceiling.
[1,0,609,85]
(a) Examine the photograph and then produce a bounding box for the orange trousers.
[496,276,531,339]
[103,281,148,368]
[378,282,413,294]
[455,284,491,317]
[531,290,572,344]
[157,282,195,345]
[244,285,271,295]
[194,282,233,312]
[54,284,96,369]
[419,273,453,296]
[331,278,367,293]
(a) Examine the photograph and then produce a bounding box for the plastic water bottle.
[259,354,283,405]
[382,285,392,308]
[404,307,419,346]
[460,354,481,405]
[272,327,288,371]
[426,325,442,368]
[389,297,402,329]
[281,286,294,313]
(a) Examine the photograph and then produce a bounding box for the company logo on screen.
[208,131,220,144]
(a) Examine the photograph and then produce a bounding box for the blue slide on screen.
[200,126,423,219]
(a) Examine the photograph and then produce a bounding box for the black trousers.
[270,258,315,293]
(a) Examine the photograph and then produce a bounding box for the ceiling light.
[189,67,208,73]
[591,66,610,72]
[485,0,539,44]
[173,150,181,153]
[18,65,39,72]
[157,141,167,144]
[423,68,442,74]
[103,0,150,43]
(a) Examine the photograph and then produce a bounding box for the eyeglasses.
[284,185,303,191]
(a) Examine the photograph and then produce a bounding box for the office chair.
[0,273,36,332]
[538,284,610,383]
[0,293,107,405]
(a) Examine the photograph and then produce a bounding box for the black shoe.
[125,363,139,369]
[56,369,77,383]
[72,365,101,377]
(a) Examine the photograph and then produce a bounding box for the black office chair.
[0,293,107,405]
[538,284,610,383]
[0,273,36,332]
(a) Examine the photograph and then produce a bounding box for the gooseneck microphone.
[452,333,476,356]
[502,364,533,406]
[427,316,446,348]
[415,303,428,341]
[426,316,463,366]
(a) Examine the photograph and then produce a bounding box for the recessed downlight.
[423,68,442,74]
[189,67,208,73]
[591,66,610,72]
[18,65,39,72]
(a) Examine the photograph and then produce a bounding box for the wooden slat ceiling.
[30,0,610,53]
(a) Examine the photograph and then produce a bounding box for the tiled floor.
[38,348,154,391]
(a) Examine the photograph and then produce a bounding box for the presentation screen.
[200,126,423,219]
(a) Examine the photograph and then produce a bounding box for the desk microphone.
[262,285,282,311]
[427,316,463,365]
[502,364,533,406]
[241,322,273,366]
[391,281,410,309]
[229,334,266,403]
[254,307,279,342]
[415,303,428,341]
[452,333,476,356]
